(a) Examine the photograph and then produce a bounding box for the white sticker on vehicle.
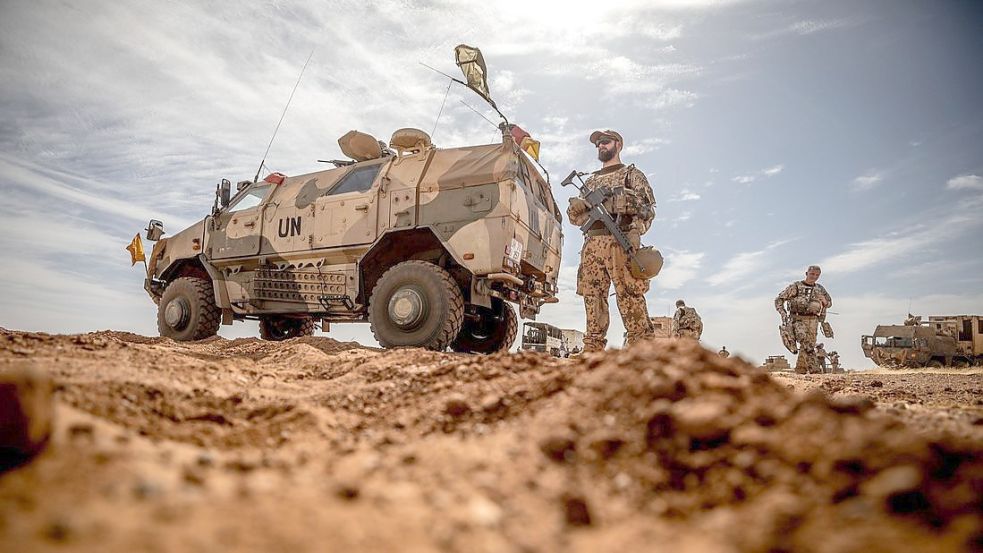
[508,238,523,263]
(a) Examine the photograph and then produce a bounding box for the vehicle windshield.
[873,336,913,348]
[229,183,273,212]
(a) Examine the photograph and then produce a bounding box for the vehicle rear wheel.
[369,261,464,351]
[259,315,316,341]
[157,277,221,341]
[450,300,517,354]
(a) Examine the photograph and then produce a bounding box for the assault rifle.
[561,169,637,256]
[561,169,663,279]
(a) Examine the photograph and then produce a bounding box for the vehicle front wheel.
[259,315,316,341]
[157,277,221,341]
[369,261,464,351]
[450,300,517,354]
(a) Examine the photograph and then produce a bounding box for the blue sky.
[1,0,981,368]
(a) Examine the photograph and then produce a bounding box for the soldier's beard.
[597,148,615,162]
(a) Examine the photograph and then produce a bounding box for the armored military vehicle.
[861,314,982,368]
[760,355,792,372]
[141,126,562,352]
[521,322,563,356]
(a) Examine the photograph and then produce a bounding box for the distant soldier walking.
[816,343,828,373]
[671,300,703,340]
[828,351,841,372]
[568,130,656,352]
[775,265,833,373]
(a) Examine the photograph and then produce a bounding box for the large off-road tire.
[259,316,316,341]
[157,277,221,341]
[450,300,517,354]
[369,261,464,351]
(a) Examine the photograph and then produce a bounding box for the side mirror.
[213,179,232,214]
[145,219,164,241]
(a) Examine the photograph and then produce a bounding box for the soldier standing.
[828,351,841,372]
[671,300,704,340]
[816,343,828,373]
[567,130,656,352]
[775,265,833,374]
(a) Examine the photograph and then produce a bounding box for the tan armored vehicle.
[760,355,792,372]
[861,314,982,368]
[141,126,562,352]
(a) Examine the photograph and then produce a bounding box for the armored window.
[327,163,383,196]
[228,184,272,212]
[978,319,983,334]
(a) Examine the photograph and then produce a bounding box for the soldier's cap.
[589,130,623,145]
[675,299,685,307]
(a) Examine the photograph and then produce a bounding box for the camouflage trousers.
[577,235,654,351]
[792,316,819,373]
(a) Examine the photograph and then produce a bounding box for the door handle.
[355,204,369,212]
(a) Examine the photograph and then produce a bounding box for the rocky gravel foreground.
[0,330,980,552]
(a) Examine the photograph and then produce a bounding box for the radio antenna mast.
[254,48,316,183]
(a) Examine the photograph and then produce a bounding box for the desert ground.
[1,329,980,552]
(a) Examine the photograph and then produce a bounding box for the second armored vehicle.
[861,314,982,367]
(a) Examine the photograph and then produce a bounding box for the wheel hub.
[164,298,191,330]
[388,288,426,329]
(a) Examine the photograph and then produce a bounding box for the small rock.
[444,395,471,418]
[539,435,576,463]
[869,380,883,388]
[133,478,162,500]
[862,465,922,497]
[183,466,207,487]
[196,452,215,467]
[829,395,876,414]
[671,399,729,441]
[479,394,503,412]
[467,495,502,527]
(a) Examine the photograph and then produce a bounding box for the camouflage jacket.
[567,163,655,233]
[672,306,703,333]
[774,281,832,317]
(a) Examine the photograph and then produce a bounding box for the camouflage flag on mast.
[454,44,496,109]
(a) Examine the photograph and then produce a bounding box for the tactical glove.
[568,197,588,216]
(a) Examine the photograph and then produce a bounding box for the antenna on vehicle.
[254,48,316,183]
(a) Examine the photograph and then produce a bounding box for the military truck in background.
[520,323,583,357]
[141,126,563,353]
[861,314,983,368]
[760,355,792,372]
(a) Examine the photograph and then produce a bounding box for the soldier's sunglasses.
[595,138,613,147]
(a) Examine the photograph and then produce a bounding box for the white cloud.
[819,195,983,274]
[753,18,857,40]
[946,174,983,191]
[668,189,701,202]
[656,250,704,290]
[623,137,672,156]
[852,170,883,190]
[731,164,783,184]
[706,240,791,286]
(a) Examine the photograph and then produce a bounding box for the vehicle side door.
[208,183,273,260]
[313,160,387,249]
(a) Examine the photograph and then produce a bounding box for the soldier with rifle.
[565,130,661,352]
[775,265,833,373]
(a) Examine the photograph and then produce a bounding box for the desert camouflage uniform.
[815,344,828,373]
[775,281,832,374]
[568,164,655,351]
[829,352,841,372]
[671,306,703,340]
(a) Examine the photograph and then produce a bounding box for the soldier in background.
[828,351,841,372]
[775,265,833,374]
[671,300,703,340]
[816,343,828,372]
[567,130,656,352]
[718,346,730,358]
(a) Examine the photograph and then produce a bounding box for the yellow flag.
[520,137,541,161]
[126,234,145,266]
